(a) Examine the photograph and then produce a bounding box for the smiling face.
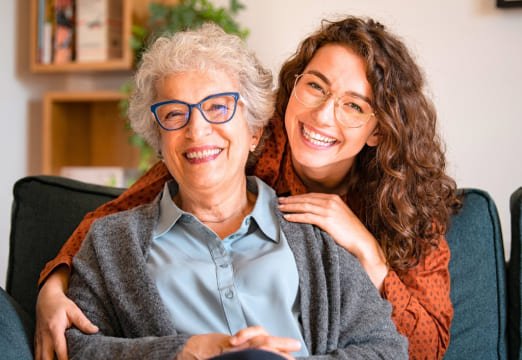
[155,70,261,193]
[284,44,379,191]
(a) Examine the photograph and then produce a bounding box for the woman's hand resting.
[177,326,300,360]
[278,193,389,291]
[35,266,98,360]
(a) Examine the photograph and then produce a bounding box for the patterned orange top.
[39,115,452,359]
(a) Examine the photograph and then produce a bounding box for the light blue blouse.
[146,177,308,356]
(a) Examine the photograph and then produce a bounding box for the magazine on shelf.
[76,0,123,62]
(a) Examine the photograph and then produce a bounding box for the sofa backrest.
[444,189,507,359]
[6,176,123,322]
[508,187,522,360]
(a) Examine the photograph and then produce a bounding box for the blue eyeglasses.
[150,92,240,131]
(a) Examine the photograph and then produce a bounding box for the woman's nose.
[185,108,212,138]
[312,97,336,127]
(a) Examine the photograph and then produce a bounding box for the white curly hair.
[128,23,275,154]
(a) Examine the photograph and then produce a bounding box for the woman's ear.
[250,128,263,150]
[366,127,380,147]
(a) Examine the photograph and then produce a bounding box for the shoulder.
[90,197,159,234]
[83,196,160,258]
[278,212,361,270]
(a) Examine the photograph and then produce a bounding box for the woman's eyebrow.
[305,70,331,85]
[305,69,373,105]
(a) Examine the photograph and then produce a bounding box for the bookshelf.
[30,0,134,73]
[42,91,140,176]
[33,0,179,182]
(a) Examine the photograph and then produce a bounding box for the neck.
[174,177,256,237]
[292,157,352,195]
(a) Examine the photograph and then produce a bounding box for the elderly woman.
[65,24,407,359]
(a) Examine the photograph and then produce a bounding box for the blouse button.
[225,289,234,299]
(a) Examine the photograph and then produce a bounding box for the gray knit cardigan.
[66,196,408,359]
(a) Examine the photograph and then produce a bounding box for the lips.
[300,123,337,147]
[184,147,223,163]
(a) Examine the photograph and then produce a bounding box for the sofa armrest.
[0,286,34,359]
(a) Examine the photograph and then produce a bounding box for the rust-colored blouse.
[39,115,452,359]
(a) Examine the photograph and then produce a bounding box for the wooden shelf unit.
[30,0,134,73]
[42,91,140,175]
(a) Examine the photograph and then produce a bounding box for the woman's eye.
[165,111,185,121]
[344,102,364,114]
[211,104,227,111]
[307,82,326,95]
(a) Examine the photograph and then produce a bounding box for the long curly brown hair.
[276,16,460,271]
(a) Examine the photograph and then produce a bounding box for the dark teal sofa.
[509,187,522,360]
[0,176,513,359]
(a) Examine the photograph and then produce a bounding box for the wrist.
[42,265,71,294]
[356,241,389,292]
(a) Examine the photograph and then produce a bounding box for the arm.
[382,238,452,360]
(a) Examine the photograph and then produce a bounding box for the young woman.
[36,16,459,360]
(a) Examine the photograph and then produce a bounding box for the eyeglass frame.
[150,92,241,131]
[292,73,376,128]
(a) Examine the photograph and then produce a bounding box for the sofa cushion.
[508,187,522,360]
[444,189,507,359]
[6,176,123,323]
[0,287,33,360]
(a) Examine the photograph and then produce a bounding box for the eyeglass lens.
[154,94,238,130]
[294,73,373,127]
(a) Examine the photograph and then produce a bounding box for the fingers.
[246,335,301,353]
[51,302,98,360]
[278,192,342,203]
[69,306,98,334]
[53,332,68,360]
[234,335,301,357]
[230,327,300,355]
[35,330,57,360]
[278,193,345,214]
[35,274,97,360]
[230,326,269,346]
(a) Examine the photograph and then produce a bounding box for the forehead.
[304,44,371,95]
[155,70,238,101]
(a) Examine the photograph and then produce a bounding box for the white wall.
[0,0,521,287]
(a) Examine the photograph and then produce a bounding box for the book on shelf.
[53,0,75,64]
[36,0,125,65]
[39,0,54,64]
[76,0,123,62]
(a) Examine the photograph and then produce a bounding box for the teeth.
[186,148,222,159]
[302,125,336,146]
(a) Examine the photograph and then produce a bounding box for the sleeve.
[38,161,172,286]
[66,230,190,359]
[382,237,453,360]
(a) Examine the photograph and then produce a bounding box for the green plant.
[121,0,248,174]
